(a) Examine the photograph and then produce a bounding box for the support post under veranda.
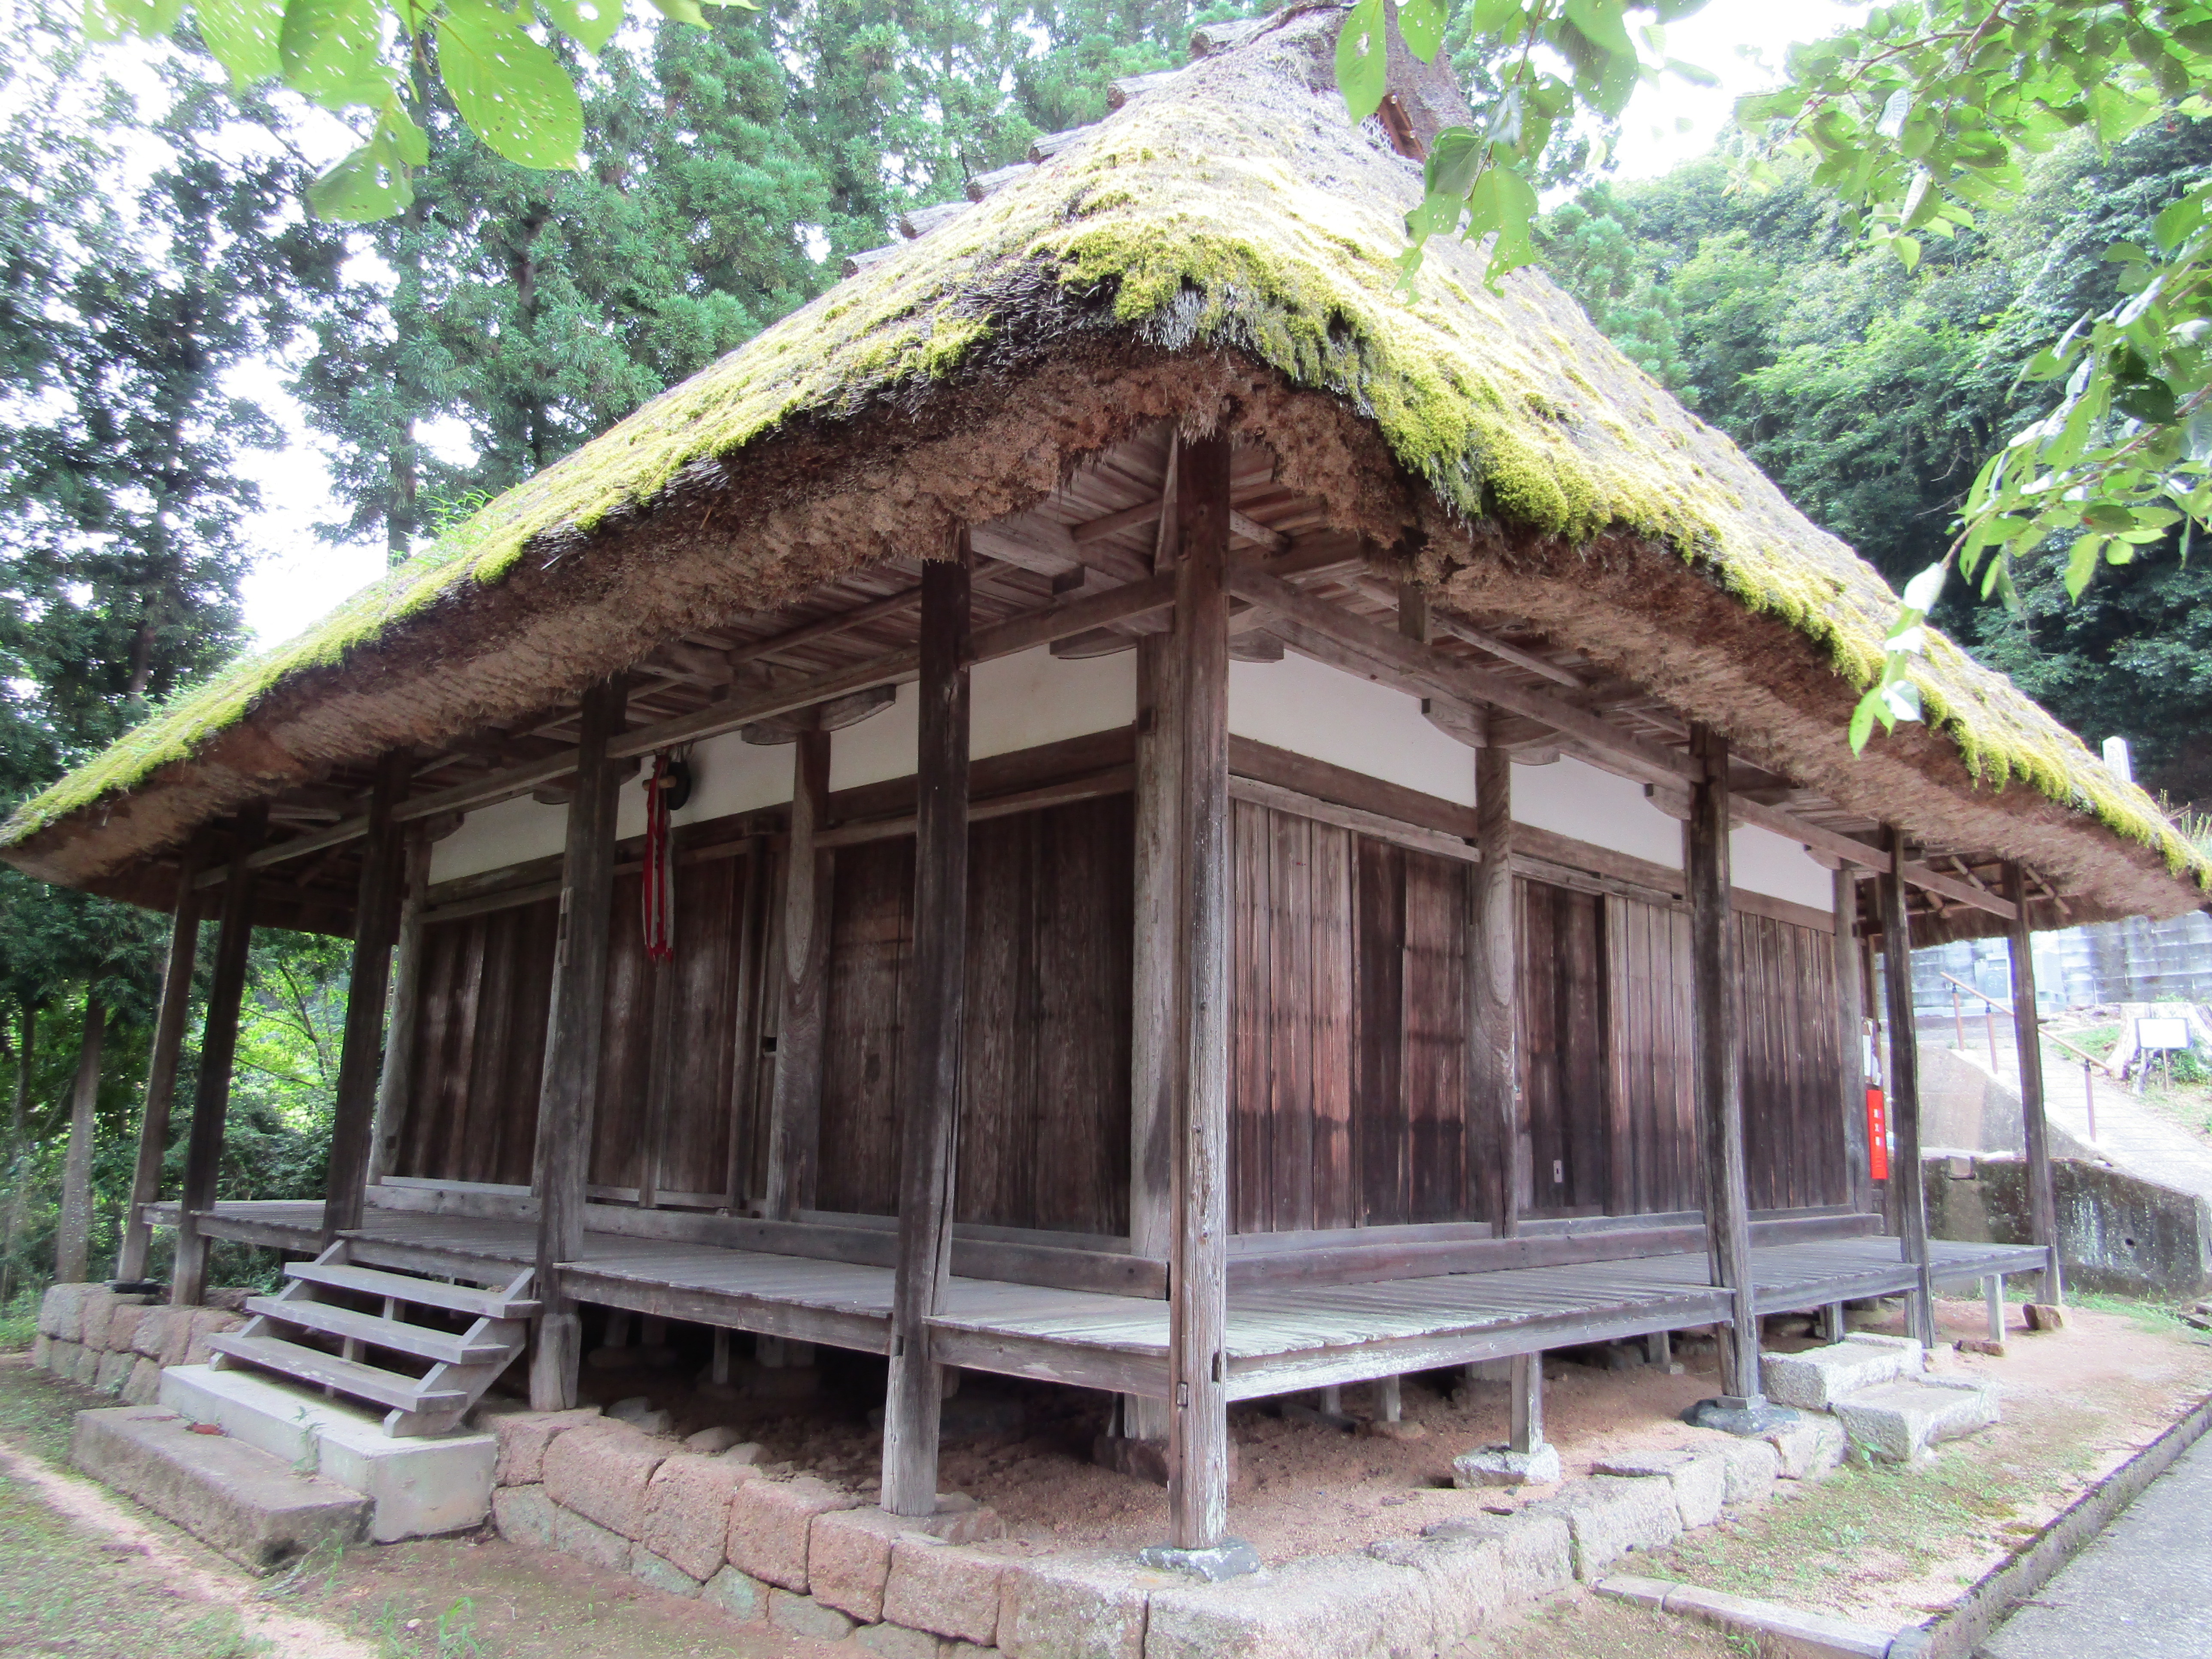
[118,849,203,1283]
[2003,860,2063,1306]
[324,750,411,1242]
[1878,825,1937,1349]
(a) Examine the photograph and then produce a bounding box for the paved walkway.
[1983,1429,2212,1657]
[1950,1039,2212,1205]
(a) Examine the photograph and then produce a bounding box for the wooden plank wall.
[1737,909,1847,1210]
[816,795,1136,1234]
[1520,882,1607,1217]
[1601,895,1699,1218]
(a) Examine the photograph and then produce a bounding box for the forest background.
[1,0,2204,1307]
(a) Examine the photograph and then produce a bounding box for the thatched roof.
[4,3,2204,937]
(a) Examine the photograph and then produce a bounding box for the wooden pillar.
[1126,632,1181,1444]
[118,852,203,1282]
[723,834,774,1208]
[764,726,832,1220]
[1688,725,1761,1401]
[1834,867,1871,1216]
[173,803,267,1307]
[529,678,628,1410]
[55,994,107,1284]
[366,831,431,1188]
[1877,825,1936,1348]
[1472,747,1519,1236]
[882,536,973,1519]
[1167,432,1232,1551]
[2003,861,2063,1304]
[1509,1351,1544,1454]
[324,751,411,1241]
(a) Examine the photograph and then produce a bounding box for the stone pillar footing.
[1683,1395,1801,1437]
[1134,1537,1262,1581]
[1452,1442,1563,1486]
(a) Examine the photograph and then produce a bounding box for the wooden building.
[8,12,2206,1548]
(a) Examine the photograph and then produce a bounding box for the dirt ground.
[4,1287,2206,1658]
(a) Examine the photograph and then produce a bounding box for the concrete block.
[810,1506,911,1623]
[181,1310,243,1367]
[487,1404,604,1486]
[543,1420,671,1540]
[1694,1433,1781,1506]
[769,1587,857,1642]
[78,1288,118,1352]
[631,1544,704,1599]
[94,1350,134,1395]
[643,1451,755,1582]
[72,1343,102,1385]
[553,1503,634,1572]
[702,1564,766,1620]
[1592,1449,1729,1528]
[49,1339,83,1380]
[1000,1553,1176,1659]
[1369,1523,1506,1647]
[725,1473,860,1593]
[492,1485,558,1550]
[39,1282,90,1340]
[857,1624,950,1659]
[1664,1582,1895,1656]
[1760,1334,1922,1411]
[1766,1415,1849,1480]
[30,1332,51,1369]
[121,1357,163,1406]
[1831,1377,1997,1463]
[1452,1441,1562,1487]
[1522,1475,1682,1581]
[160,1364,495,1543]
[885,1540,1007,1645]
[103,1301,150,1356]
[133,1305,187,1364]
[1143,1552,1435,1659]
[71,1406,368,1574]
[1593,1573,1673,1608]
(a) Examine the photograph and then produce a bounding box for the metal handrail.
[1937,971,2115,1076]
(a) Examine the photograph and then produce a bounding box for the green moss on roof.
[8,13,2206,896]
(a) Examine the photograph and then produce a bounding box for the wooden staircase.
[206,1242,536,1436]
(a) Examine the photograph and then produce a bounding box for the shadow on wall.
[1924,1155,2212,1298]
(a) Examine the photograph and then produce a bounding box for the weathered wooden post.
[1472,746,1519,1235]
[173,802,267,1307]
[117,851,203,1282]
[2003,861,2063,1305]
[529,678,627,1410]
[1878,825,1936,1349]
[881,532,973,1519]
[764,723,833,1219]
[366,830,432,1187]
[324,751,411,1241]
[1834,866,1871,1216]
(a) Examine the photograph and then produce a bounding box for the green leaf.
[648,0,706,25]
[307,110,417,221]
[195,0,284,83]
[1848,687,1880,754]
[1398,0,1446,64]
[2064,534,2104,599]
[279,0,385,106]
[437,0,586,170]
[1562,0,1634,63]
[82,0,182,40]
[1336,0,1389,123]
[1470,0,1521,36]
[540,0,621,55]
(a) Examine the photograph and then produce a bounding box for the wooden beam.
[813,767,1133,848]
[117,851,203,1282]
[728,583,924,666]
[1689,724,1762,1402]
[366,830,432,1187]
[1878,824,1936,1348]
[324,752,410,1241]
[882,538,972,1519]
[763,725,832,1220]
[528,678,627,1410]
[1168,433,1233,1552]
[2004,861,2062,1304]
[1225,563,1698,788]
[195,810,368,888]
[1902,857,2017,921]
[1473,748,1519,1237]
[1729,796,1890,874]
[172,803,266,1307]
[1126,634,1179,1443]
[1835,866,1873,1218]
[1228,775,1477,865]
[1433,614,1583,689]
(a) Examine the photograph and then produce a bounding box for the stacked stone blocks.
[34,1282,243,1405]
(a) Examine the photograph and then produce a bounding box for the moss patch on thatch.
[7,10,2203,893]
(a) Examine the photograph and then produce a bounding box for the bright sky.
[232,0,1875,650]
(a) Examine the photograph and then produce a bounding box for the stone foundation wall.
[1924,1155,2212,1297]
[31,1282,246,1404]
[482,1403,1832,1659]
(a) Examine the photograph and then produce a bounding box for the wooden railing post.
[173,802,267,1307]
[324,750,410,1241]
[529,677,627,1410]
[2003,861,2063,1304]
[1878,825,1936,1348]
[1472,746,1519,1234]
[117,851,202,1282]
[764,726,832,1220]
[881,532,973,1519]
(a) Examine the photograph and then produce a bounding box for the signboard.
[1866,1087,1890,1181]
[2137,1016,2191,1052]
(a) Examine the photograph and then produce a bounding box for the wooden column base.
[531,1306,581,1411]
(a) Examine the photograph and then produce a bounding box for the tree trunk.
[0,1003,35,1304]
[56,996,107,1284]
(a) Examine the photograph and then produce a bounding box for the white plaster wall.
[1729,823,1836,909]
[1229,652,1477,806]
[429,644,1138,884]
[1508,755,1683,869]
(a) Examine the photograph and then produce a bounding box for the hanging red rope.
[643,749,676,964]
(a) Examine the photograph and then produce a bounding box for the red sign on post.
[1866,1086,1890,1181]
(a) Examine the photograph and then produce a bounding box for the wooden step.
[243,1296,514,1367]
[283,1261,538,1320]
[205,1333,468,1416]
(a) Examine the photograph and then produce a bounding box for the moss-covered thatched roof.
[5,4,2204,927]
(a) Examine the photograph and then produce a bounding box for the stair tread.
[285,1261,536,1319]
[245,1295,514,1366]
[206,1333,468,1413]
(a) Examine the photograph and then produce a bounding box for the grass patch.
[0,1310,35,1353]
[0,1353,92,1465]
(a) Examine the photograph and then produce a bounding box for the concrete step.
[1830,1376,1998,1463]
[71,1405,369,1574]
[159,1364,496,1542]
[1760,1334,1924,1411]
[283,1259,539,1320]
